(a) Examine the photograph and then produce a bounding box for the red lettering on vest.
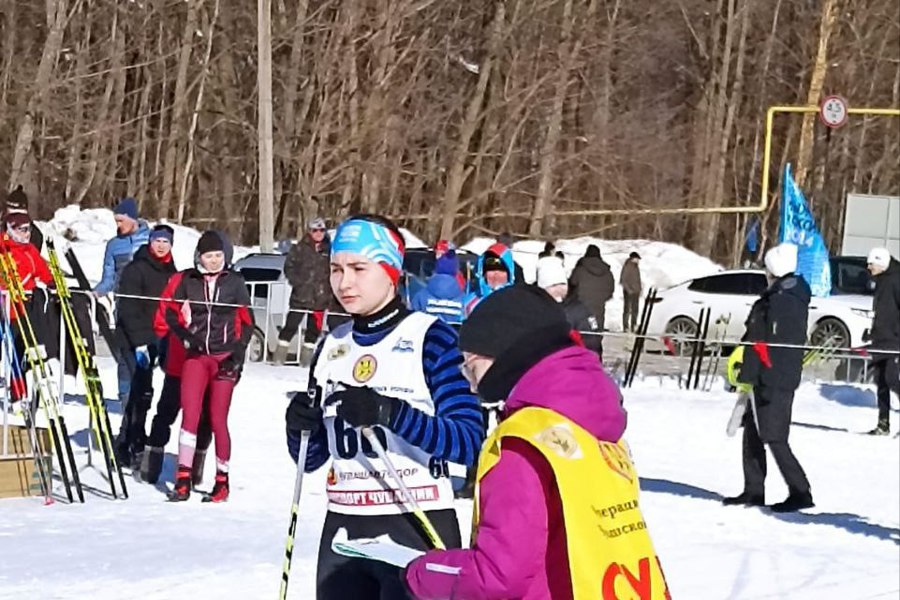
[602,557,653,600]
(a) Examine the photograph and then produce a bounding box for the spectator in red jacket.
[0,212,52,295]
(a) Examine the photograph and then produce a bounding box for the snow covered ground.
[0,361,897,599]
[4,208,893,599]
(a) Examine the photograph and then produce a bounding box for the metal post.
[1,292,9,457]
[1,293,8,457]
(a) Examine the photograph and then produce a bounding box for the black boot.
[769,491,814,513]
[167,466,192,502]
[867,419,890,436]
[141,446,164,484]
[191,449,208,488]
[722,492,765,507]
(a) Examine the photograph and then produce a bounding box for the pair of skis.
[46,239,128,500]
[0,237,83,503]
[0,304,53,503]
[623,288,658,388]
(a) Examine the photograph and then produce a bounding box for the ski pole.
[278,430,310,600]
[361,427,446,550]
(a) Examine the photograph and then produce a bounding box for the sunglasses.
[12,225,29,233]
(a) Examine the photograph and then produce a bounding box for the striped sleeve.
[391,320,485,466]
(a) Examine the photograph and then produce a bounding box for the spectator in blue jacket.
[94,197,150,295]
[412,250,465,323]
[96,197,150,403]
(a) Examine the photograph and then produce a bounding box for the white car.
[645,270,873,351]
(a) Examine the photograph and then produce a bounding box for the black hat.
[459,285,574,402]
[6,185,28,212]
[585,244,601,258]
[629,251,641,260]
[197,230,225,255]
[482,251,507,274]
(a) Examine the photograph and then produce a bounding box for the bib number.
[333,418,389,459]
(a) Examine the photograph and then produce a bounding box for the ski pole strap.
[361,427,446,550]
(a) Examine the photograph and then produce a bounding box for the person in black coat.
[276,217,335,365]
[724,242,814,513]
[865,248,900,435]
[568,244,614,331]
[114,224,178,467]
[536,256,603,357]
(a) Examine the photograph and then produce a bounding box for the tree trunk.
[795,0,840,187]
[160,0,205,219]
[440,1,504,240]
[8,0,68,191]
[529,0,579,237]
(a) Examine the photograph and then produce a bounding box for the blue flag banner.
[779,163,832,297]
[745,217,759,254]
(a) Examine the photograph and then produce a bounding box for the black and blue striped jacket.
[286,317,484,470]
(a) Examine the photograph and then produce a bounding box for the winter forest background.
[1,0,898,262]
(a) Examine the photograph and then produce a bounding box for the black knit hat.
[6,185,28,212]
[459,285,574,402]
[197,230,225,255]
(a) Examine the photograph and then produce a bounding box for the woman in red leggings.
[163,230,254,502]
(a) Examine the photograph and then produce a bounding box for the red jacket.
[154,272,188,377]
[0,237,52,292]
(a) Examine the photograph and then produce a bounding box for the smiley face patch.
[352,355,378,383]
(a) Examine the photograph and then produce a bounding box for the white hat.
[764,243,798,278]
[536,256,567,289]
[867,247,891,270]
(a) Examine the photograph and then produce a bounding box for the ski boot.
[140,446,164,484]
[167,466,192,502]
[202,472,229,503]
[191,449,208,488]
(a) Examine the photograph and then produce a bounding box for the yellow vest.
[475,407,671,600]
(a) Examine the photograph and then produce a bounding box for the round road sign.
[819,95,849,128]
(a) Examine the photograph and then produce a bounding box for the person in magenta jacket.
[404,285,628,600]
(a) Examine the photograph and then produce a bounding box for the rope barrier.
[6,284,894,357]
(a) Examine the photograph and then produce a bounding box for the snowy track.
[1,361,897,599]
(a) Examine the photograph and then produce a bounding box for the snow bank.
[462,235,722,290]
[40,206,254,284]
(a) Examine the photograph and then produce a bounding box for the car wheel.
[810,318,850,350]
[247,327,267,363]
[665,316,698,356]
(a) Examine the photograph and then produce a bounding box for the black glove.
[333,385,401,429]
[217,357,241,382]
[286,391,324,434]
